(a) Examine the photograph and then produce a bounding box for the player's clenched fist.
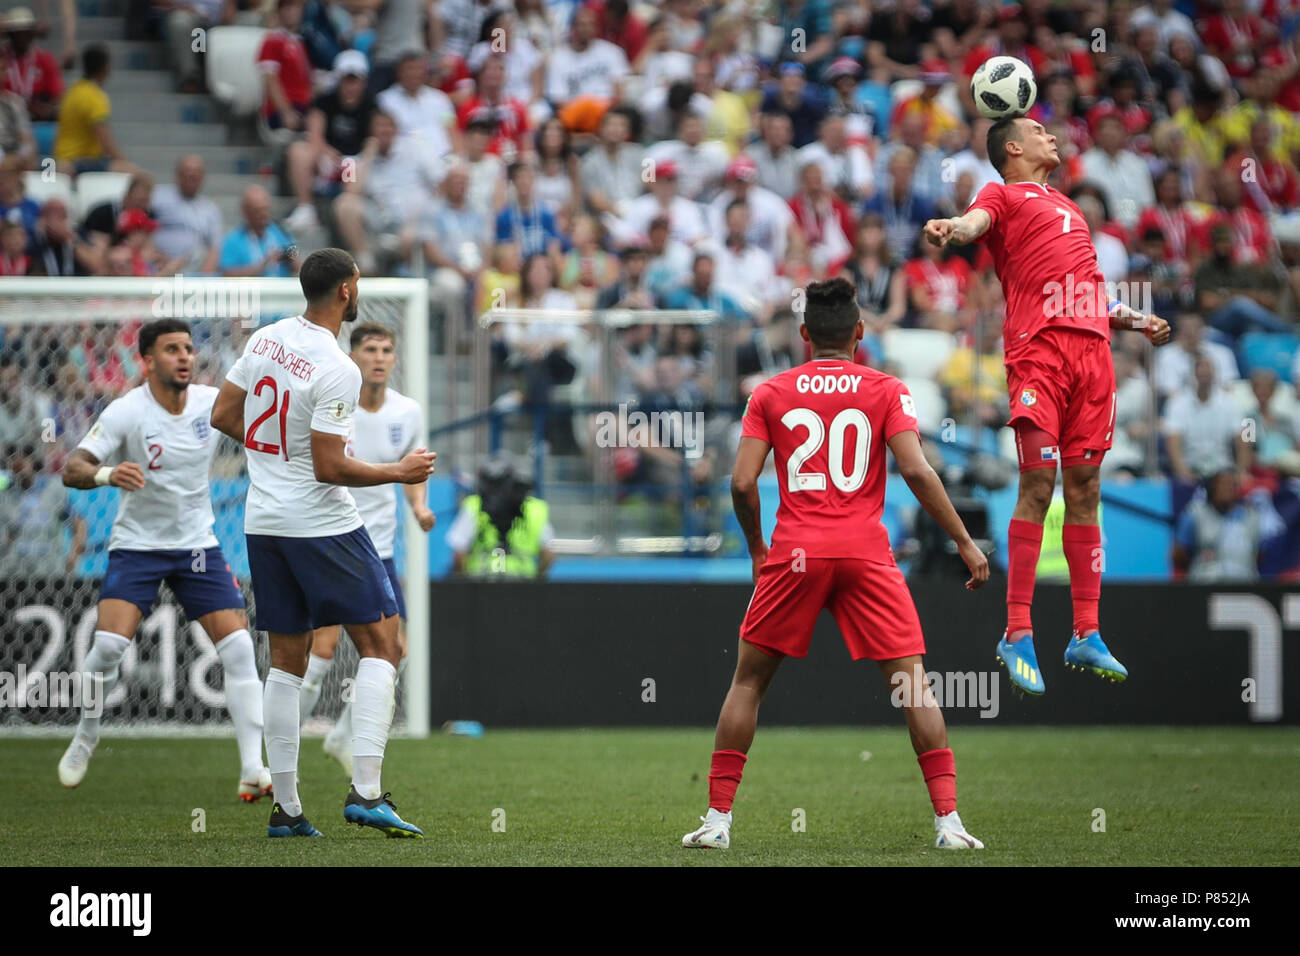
[111,461,147,491]
[396,447,436,483]
[924,218,955,247]
[1144,314,1171,346]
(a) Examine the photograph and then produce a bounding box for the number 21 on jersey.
[245,375,291,460]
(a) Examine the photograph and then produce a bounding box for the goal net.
[0,276,430,736]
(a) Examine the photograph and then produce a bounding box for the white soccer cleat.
[682,809,732,849]
[322,733,353,776]
[58,738,95,789]
[934,811,984,850]
[238,767,273,803]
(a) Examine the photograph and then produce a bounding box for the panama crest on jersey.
[1020,388,1038,407]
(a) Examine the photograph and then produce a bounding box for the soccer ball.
[970,56,1037,119]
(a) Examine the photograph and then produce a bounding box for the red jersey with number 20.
[741,360,919,562]
[969,179,1110,360]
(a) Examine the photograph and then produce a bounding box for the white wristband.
[94,466,112,486]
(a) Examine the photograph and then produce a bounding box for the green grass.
[3,727,1297,865]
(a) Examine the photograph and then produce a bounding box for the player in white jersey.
[57,319,270,801]
[211,248,436,838]
[298,323,436,774]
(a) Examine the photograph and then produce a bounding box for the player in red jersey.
[682,277,990,852]
[923,116,1171,697]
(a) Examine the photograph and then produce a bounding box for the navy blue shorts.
[246,527,398,634]
[381,557,406,619]
[101,547,245,619]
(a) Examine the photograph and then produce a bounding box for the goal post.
[0,276,431,737]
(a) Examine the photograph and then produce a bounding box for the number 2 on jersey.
[782,407,871,493]
[245,375,290,460]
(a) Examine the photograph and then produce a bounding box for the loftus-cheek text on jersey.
[741,360,919,562]
[226,315,363,538]
[970,180,1111,358]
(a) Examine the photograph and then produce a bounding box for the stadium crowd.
[2,0,1300,578]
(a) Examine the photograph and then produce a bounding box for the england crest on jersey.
[389,422,404,448]
[193,417,210,442]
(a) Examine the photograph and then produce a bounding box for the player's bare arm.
[210,380,247,441]
[1107,302,1171,345]
[924,208,991,247]
[311,430,436,486]
[402,482,436,531]
[731,435,770,582]
[887,430,989,590]
[61,448,146,491]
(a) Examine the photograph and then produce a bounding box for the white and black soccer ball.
[970,55,1037,119]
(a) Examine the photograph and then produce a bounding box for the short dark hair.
[139,318,191,356]
[82,43,110,78]
[350,323,395,350]
[802,277,859,347]
[987,114,1026,176]
[299,248,357,303]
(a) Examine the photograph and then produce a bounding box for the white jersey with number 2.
[226,314,362,538]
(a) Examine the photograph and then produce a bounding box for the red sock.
[708,749,747,813]
[1062,523,1102,634]
[1006,518,1043,637]
[918,748,957,816]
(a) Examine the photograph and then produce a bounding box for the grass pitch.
[2,726,1296,866]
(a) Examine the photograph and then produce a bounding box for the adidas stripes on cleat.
[996,631,1046,696]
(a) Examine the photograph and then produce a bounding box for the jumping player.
[211,248,436,837]
[682,277,990,852]
[923,116,1170,696]
[299,323,435,774]
[58,318,270,802]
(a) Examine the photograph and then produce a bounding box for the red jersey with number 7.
[968,179,1111,360]
[741,360,919,562]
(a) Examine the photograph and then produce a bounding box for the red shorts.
[740,557,926,661]
[1005,327,1117,470]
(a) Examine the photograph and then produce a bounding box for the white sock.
[299,652,332,723]
[77,631,131,746]
[351,657,396,800]
[215,629,264,779]
[264,668,303,816]
[705,808,732,826]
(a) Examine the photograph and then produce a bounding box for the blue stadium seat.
[32,122,55,158]
[1239,332,1300,383]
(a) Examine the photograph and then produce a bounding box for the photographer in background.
[447,452,555,579]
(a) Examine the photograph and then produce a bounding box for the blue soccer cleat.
[343,786,425,838]
[1064,630,1128,683]
[996,632,1046,696]
[268,803,323,838]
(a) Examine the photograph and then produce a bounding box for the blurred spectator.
[609,319,656,403]
[0,354,53,447]
[29,197,93,276]
[462,113,506,215]
[162,0,231,93]
[333,110,442,275]
[467,12,543,107]
[597,242,654,309]
[1075,192,1129,286]
[476,239,520,316]
[504,253,582,424]
[51,359,97,451]
[418,161,490,332]
[101,239,137,277]
[219,185,299,277]
[1194,222,1289,337]
[643,215,692,301]
[712,200,780,316]
[614,158,710,247]
[1122,23,1183,111]
[789,158,855,277]
[0,6,63,121]
[890,60,961,148]
[456,54,530,161]
[1241,368,1300,477]
[1129,226,1192,318]
[707,154,793,263]
[1173,470,1280,582]
[495,159,565,259]
[1211,165,1274,266]
[513,0,559,56]
[285,49,375,233]
[258,0,313,133]
[0,218,29,274]
[1228,117,1300,215]
[904,232,973,334]
[660,250,748,323]
[1198,0,1276,82]
[874,111,948,207]
[1102,345,1156,478]
[797,113,874,201]
[83,170,155,251]
[937,318,1006,429]
[545,5,628,106]
[0,442,84,577]
[1154,313,1239,399]
[959,5,1046,114]
[949,116,1000,199]
[447,452,554,579]
[1086,70,1151,140]
[0,54,37,168]
[760,62,824,149]
[580,106,643,217]
[558,214,616,309]
[1134,166,1207,267]
[151,154,221,274]
[298,0,351,71]
[54,43,132,175]
[378,49,459,158]
[866,0,931,81]
[1217,73,1300,165]
[1163,354,1249,483]
[533,117,577,214]
[116,207,165,275]
[0,155,40,246]
[1080,112,1154,229]
[843,213,907,335]
[440,0,510,63]
[646,112,728,203]
[1172,80,1228,169]
[368,0,431,94]
[861,146,935,263]
[821,56,873,141]
[737,307,801,397]
[1130,0,1198,53]
[634,20,695,110]
[745,112,799,200]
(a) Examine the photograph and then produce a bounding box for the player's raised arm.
[1107,301,1171,345]
[886,429,989,590]
[924,208,991,247]
[211,380,247,441]
[731,435,771,582]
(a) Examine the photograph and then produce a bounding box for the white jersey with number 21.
[226,315,362,538]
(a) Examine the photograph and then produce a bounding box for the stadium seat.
[31,121,55,157]
[882,328,957,380]
[74,171,131,219]
[22,170,74,209]
[205,26,269,118]
[901,377,945,433]
[1238,332,1300,383]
